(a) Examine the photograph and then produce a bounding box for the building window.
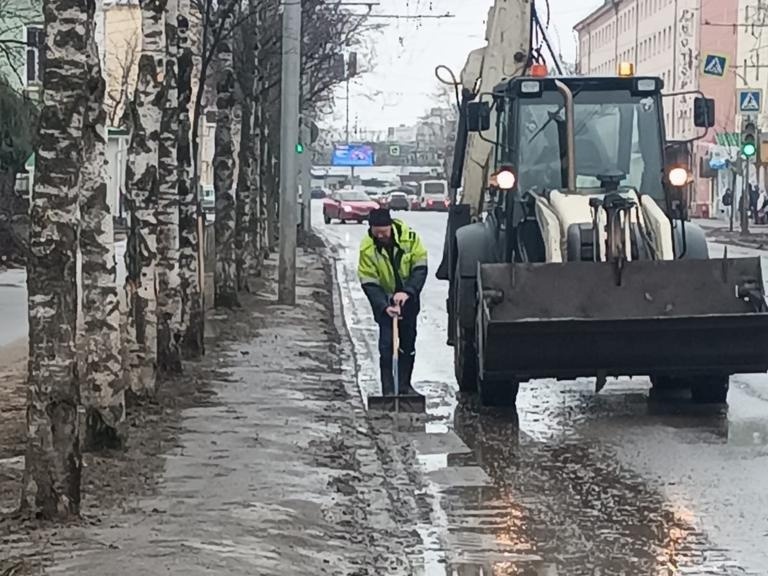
[25,25,43,85]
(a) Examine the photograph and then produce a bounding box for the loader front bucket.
[477,258,768,382]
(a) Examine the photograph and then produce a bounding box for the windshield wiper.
[527,87,585,145]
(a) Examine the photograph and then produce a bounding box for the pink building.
[574,0,740,217]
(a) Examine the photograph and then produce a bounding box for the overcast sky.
[330,0,602,134]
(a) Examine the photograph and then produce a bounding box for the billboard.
[332,144,375,167]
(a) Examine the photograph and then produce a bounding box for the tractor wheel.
[454,324,478,393]
[650,375,689,393]
[691,375,730,404]
[453,271,477,393]
[479,377,520,407]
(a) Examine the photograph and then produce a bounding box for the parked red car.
[322,189,380,224]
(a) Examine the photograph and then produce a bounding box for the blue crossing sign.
[738,89,762,113]
[702,54,727,77]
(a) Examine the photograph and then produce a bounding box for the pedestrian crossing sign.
[738,89,762,113]
[702,54,727,77]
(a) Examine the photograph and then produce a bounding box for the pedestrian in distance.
[358,208,428,397]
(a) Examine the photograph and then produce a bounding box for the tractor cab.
[465,70,716,264]
[503,76,667,201]
[468,71,714,217]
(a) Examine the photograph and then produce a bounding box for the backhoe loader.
[436,1,768,407]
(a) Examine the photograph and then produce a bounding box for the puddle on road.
[390,379,767,575]
[322,223,768,575]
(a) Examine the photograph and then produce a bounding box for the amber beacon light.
[618,62,635,77]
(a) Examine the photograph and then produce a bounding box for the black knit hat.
[368,208,392,227]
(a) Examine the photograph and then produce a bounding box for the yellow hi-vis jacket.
[357,219,428,319]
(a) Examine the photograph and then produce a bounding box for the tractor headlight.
[496,169,516,190]
[667,167,689,187]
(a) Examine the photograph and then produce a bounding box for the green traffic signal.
[295,143,304,154]
[742,119,758,158]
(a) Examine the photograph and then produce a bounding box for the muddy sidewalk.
[1,246,427,575]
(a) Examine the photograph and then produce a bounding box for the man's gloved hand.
[392,291,410,307]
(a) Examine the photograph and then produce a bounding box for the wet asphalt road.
[315,201,768,575]
[0,241,127,349]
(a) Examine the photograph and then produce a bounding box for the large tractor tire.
[479,377,520,407]
[690,375,730,404]
[650,375,689,393]
[453,272,478,393]
[652,374,729,404]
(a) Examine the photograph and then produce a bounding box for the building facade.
[0,0,43,97]
[575,0,741,218]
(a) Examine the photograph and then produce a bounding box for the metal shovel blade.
[368,393,426,413]
[368,313,426,413]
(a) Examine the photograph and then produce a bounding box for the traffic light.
[742,117,758,158]
[295,143,304,154]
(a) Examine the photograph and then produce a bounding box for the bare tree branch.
[106,33,140,127]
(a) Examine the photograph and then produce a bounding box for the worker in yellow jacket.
[358,208,428,396]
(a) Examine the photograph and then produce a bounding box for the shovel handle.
[392,313,399,358]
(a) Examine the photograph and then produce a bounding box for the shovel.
[368,310,426,414]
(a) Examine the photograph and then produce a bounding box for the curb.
[324,243,372,411]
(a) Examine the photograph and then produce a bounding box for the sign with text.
[331,144,375,167]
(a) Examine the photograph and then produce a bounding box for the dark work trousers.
[377,298,419,395]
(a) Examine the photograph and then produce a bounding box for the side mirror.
[693,97,715,128]
[467,101,491,132]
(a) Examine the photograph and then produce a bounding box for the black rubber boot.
[380,357,395,396]
[398,352,421,396]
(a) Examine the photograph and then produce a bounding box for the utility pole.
[301,121,312,232]
[730,162,737,232]
[742,158,751,235]
[346,52,358,185]
[278,0,301,305]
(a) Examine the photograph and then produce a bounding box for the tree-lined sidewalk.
[8,0,371,521]
[1,247,422,575]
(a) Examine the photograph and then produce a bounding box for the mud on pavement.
[1,242,432,575]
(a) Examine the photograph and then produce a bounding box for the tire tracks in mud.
[319,218,765,575]
[324,243,437,574]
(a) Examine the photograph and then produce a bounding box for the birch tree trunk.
[256,0,276,257]
[262,19,281,253]
[124,0,166,396]
[22,0,89,519]
[250,91,265,274]
[248,4,263,274]
[213,10,239,308]
[79,20,126,451]
[265,117,280,253]
[177,0,203,358]
[235,12,257,290]
[156,0,182,375]
[234,103,251,291]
